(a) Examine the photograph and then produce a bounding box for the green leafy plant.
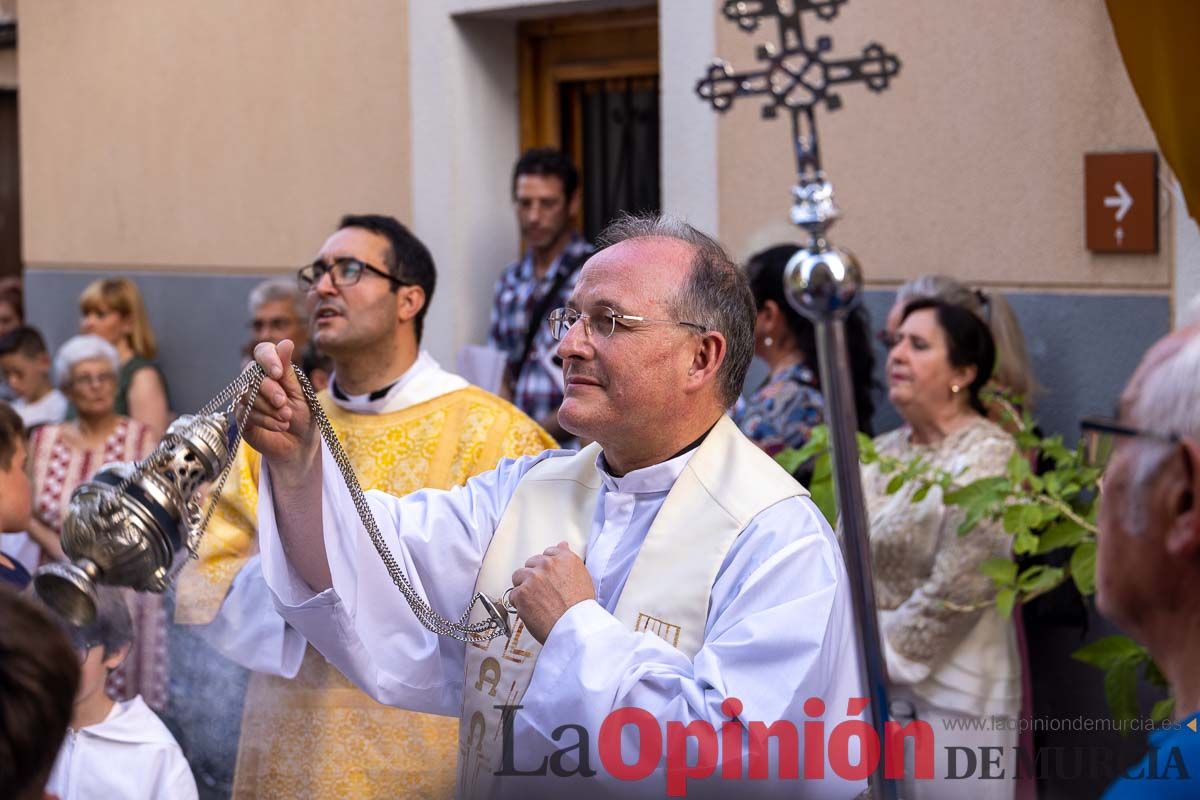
[776,392,1172,729]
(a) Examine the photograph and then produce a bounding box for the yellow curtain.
[1105,2,1200,221]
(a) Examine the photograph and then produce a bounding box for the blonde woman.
[78,278,170,437]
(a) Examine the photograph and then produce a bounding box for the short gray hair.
[248,278,306,318]
[1124,332,1200,533]
[1131,332,1200,443]
[53,334,119,389]
[597,213,755,407]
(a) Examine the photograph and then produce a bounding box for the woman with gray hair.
[27,334,168,713]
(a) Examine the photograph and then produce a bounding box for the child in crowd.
[45,586,198,800]
[0,326,68,429]
[0,585,82,800]
[0,400,33,587]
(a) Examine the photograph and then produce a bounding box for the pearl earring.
[764,336,774,347]
[951,384,961,394]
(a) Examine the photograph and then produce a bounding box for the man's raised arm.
[242,339,332,593]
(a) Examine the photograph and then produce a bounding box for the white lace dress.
[862,417,1022,799]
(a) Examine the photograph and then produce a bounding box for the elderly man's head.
[553,214,754,469]
[249,279,309,354]
[1095,325,1200,638]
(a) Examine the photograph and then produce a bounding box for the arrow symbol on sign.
[1105,181,1133,222]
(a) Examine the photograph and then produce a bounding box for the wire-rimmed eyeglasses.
[1079,416,1181,471]
[297,257,411,291]
[547,306,707,341]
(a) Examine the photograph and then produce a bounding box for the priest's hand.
[242,340,319,475]
[509,541,595,644]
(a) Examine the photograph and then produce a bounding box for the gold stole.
[457,416,804,798]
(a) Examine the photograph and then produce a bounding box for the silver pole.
[786,239,897,800]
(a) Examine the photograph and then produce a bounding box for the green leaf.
[1003,504,1042,536]
[957,506,985,536]
[995,587,1016,618]
[790,428,830,466]
[810,477,837,526]
[1150,698,1176,723]
[774,448,806,474]
[1072,635,1145,671]
[980,557,1018,586]
[912,483,932,503]
[1013,528,1039,556]
[1042,435,1072,465]
[1104,658,1140,734]
[811,452,832,482]
[1017,565,1065,594]
[885,474,905,495]
[1070,540,1097,596]
[855,431,876,461]
[1036,519,1088,554]
[1143,659,1169,689]
[1015,430,1041,452]
[1008,451,1032,484]
[944,476,1010,508]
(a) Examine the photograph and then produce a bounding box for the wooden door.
[518,7,660,241]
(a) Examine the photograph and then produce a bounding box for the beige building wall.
[714,0,1170,291]
[20,0,411,274]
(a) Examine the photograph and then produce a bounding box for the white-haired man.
[244,214,865,798]
[1089,324,1200,798]
[244,278,309,365]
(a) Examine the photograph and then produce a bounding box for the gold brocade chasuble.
[176,386,555,799]
[458,415,804,799]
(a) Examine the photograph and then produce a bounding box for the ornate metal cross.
[695,6,902,800]
[696,0,900,204]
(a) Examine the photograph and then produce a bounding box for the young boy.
[45,586,198,800]
[0,326,68,429]
[0,400,33,587]
[0,586,82,800]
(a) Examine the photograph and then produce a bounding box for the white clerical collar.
[594,446,696,495]
[328,350,468,415]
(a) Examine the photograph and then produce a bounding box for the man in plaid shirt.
[488,149,593,444]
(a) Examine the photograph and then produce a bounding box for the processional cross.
[696,4,901,798]
[696,0,900,234]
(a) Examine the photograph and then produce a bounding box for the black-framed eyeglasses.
[297,257,410,291]
[1079,416,1181,470]
[547,306,707,341]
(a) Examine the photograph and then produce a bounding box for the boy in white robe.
[46,586,197,800]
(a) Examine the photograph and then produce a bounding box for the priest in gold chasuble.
[174,214,555,799]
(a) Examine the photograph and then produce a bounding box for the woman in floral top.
[29,334,166,712]
[734,244,877,457]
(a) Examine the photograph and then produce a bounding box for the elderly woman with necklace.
[28,334,168,712]
[866,298,1021,799]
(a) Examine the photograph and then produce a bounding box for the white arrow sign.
[1104,181,1133,222]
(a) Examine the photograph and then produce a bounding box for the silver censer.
[34,410,241,627]
[33,365,513,643]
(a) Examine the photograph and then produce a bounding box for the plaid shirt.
[487,234,594,429]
